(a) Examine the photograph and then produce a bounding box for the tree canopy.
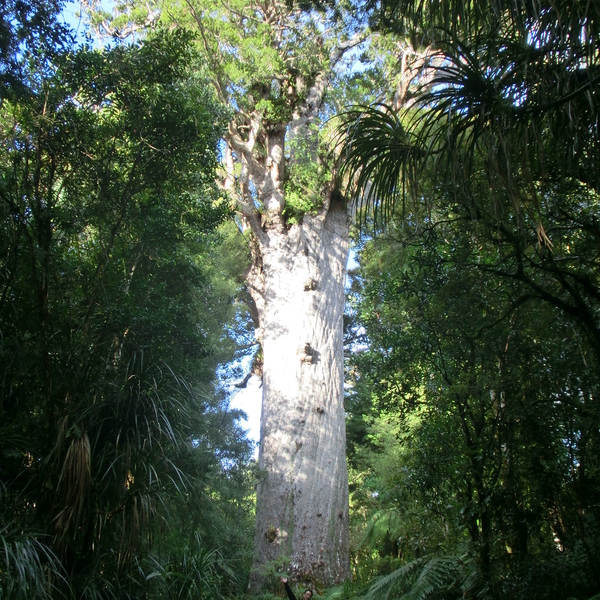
[0,13,254,599]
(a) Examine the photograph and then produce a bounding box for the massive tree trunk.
[223,53,355,585]
[247,194,350,588]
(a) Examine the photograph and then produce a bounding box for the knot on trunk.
[266,525,281,543]
[303,278,318,291]
[298,342,319,364]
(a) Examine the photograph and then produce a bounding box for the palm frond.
[340,0,600,226]
[54,432,92,542]
[0,527,68,600]
[337,104,422,225]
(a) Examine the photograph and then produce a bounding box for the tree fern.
[363,550,485,600]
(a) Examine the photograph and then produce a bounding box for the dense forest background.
[1,0,599,599]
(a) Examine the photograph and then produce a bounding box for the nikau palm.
[340,0,600,215]
[338,0,600,355]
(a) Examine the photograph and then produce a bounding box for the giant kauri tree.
[86,0,365,587]
[181,3,358,587]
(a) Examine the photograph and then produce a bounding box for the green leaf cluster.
[283,125,332,224]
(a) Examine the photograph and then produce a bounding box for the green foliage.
[363,553,484,600]
[249,554,292,597]
[0,517,66,599]
[86,0,340,121]
[339,0,600,224]
[341,7,600,594]
[0,0,70,100]
[0,27,254,599]
[283,125,332,223]
[346,166,600,597]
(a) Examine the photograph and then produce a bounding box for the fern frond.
[363,549,485,600]
[364,557,426,600]
[402,556,459,600]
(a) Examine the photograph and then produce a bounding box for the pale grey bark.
[248,195,350,588]
[218,28,363,592]
[228,61,356,588]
